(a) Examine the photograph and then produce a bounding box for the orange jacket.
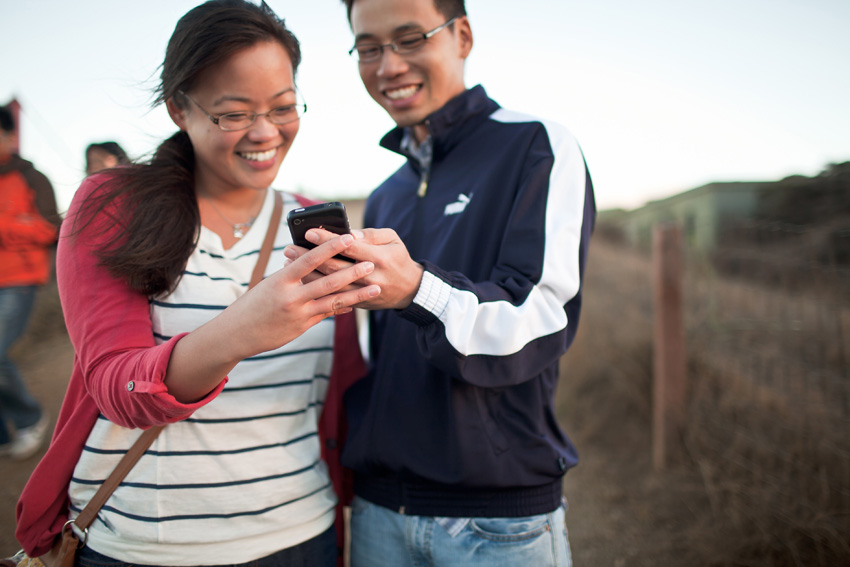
[0,167,58,286]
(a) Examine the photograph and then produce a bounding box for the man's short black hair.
[0,106,15,133]
[341,0,466,22]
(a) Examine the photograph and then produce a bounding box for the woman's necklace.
[201,193,262,239]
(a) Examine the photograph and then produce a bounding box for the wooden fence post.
[652,223,687,469]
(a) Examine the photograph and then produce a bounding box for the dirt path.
[1,331,74,555]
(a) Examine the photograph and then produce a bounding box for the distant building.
[620,182,770,250]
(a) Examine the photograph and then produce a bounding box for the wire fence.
[563,216,849,564]
[678,220,850,564]
[685,221,848,421]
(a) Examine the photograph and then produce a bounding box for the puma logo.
[444,193,472,216]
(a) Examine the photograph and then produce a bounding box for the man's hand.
[285,227,424,310]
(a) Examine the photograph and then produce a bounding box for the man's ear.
[456,16,473,59]
[166,96,188,130]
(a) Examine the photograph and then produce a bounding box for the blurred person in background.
[0,104,60,460]
[84,140,131,175]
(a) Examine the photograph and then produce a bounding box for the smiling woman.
[168,40,303,248]
[12,1,378,566]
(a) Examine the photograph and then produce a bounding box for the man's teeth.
[386,86,418,100]
[240,149,276,162]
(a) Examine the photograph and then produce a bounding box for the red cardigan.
[15,181,364,564]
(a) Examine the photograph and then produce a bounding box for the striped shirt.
[67,188,336,565]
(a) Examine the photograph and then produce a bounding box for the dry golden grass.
[559,232,850,566]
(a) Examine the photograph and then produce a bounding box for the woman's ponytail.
[76,131,200,297]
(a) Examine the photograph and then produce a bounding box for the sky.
[2,0,849,215]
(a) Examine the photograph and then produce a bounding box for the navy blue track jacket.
[342,86,596,517]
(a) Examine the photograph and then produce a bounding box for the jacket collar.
[379,85,499,164]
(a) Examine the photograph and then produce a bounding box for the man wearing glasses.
[304,1,595,564]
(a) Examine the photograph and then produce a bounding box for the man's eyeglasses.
[348,17,458,63]
[179,91,307,132]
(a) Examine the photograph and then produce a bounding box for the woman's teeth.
[239,148,276,162]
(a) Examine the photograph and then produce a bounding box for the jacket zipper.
[416,170,429,197]
[416,119,431,198]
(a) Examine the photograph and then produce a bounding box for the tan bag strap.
[249,190,284,290]
[72,425,165,531]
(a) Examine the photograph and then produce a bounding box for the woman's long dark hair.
[75,0,301,297]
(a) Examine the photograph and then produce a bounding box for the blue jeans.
[0,286,43,445]
[74,525,337,567]
[350,496,572,567]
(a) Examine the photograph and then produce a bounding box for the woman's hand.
[164,233,380,402]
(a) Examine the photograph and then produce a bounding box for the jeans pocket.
[469,514,551,543]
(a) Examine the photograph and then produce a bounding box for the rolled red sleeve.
[58,176,226,428]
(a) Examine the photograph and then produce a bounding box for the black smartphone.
[287,201,353,261]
